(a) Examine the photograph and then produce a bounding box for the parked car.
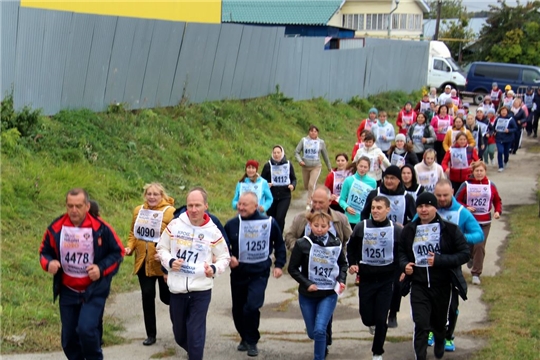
[465,62,540,104]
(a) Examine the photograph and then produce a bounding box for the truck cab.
[427,41,466,91]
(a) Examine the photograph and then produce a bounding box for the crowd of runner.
[39,85,539,360]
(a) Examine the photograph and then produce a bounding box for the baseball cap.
[445,85,451,89]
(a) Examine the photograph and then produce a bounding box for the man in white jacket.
[157,187,230,360]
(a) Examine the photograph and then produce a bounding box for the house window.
[366,14,388,30]
[408,14,414,30]
[400,14,407,30]
[414,14,422,30]
[342,14,365,30]
[392,14,399,29]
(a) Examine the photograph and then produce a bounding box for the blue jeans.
[299,293,338,360]
[496,141,511,169]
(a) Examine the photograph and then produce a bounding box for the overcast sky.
[461,0,519,11]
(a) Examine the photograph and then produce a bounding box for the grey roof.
[422,17,487,40]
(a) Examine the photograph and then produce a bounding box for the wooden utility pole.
[434,0,442,40]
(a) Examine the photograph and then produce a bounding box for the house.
[330,0,430,39]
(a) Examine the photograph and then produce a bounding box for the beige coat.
[127,197,175,276]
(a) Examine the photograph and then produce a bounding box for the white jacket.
[352,144,390,181]
[157,213,230,294]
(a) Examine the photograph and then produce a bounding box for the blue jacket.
[412,197,484,245]
[224,211,287,275]
[494,115,518,144]
[232,176,273,212]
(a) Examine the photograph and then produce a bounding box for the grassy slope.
[0,90,417,353]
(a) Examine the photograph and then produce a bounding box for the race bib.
[467,183,491,214]
[365,153,379,172]
[332,170,349,196]
[450,147,469,169]
[381,193,406,224]
[412,125,425,144]
[402,114,414,130]
[417,170,438,193]
[270,162,290,186]
[437,119,450,134]
[347,179,373,213]
[303,139,320,161]
[361,222,394,266]
[413,223,441,267]
[438,207,462,225]
[134,207,167,242]
[60,226,94,278]
[240,182,263,204]
[477,121,488,136]
[306,237,341,290]
[495,119,510,132]
[238,217,271,264]
[391,153,406,167]
[170,227,212,278]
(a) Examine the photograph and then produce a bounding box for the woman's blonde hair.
[143,182,169,201]
[471,161,487,172]
[306,210,332,224]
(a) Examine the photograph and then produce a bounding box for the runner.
[396,102,417,136]
[387,134,419,168]
[351,129,369,160]
[510,98,527,154]
[493,107,518,172]
[288,210,347,360]
[441,132,479,195]
[437,85,452,106]
[407,112,436,160]
[455,161,502,285]
[324,153,351,213]
[126,183,175,346]
[347,196,402,360]
[502,88,514,110]
[232,160,273,213]
[483,109,497,166]
[399,191,469,360]
[430,105,454,164]
[261,145,297,233]
[531,87,540,138]
[401,164,425,201]
[445,98,457,117]
[372,111,395,153]
[490,83,503,110]
[294,125,332,210]
[429,87,438,103]
[414,149,445,193]
[450,89,461,108]
[465,113,485,160]
[357,108,379,141]
[414,93,431,114]
[480,95,495,114]
[524,87,535,136]
[442,116,475,152]
[339,156,378,229]
[353,132,391,186]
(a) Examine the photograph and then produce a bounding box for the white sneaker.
[373,355,383,360]
[472,276,481,285]
[369,326,376,335]
[498,168,504,172]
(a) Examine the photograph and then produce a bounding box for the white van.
[427,41,466,91]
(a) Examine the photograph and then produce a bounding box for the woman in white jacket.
[413,149,446,193]
[353,131,390,185]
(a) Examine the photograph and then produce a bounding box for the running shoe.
[445,339,455,352]
[369,326,376,335]
[428,332,434,346]
[472,276,481,285]
[498,168,504,172]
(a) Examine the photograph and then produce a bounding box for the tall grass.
[0,89,418,353]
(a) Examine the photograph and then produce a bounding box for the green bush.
[1,92,41,137]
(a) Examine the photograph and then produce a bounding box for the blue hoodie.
[412,197,484,245]
[232,176,273,212]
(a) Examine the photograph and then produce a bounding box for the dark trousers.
[445,288,459,340]
[410,283,452,360]
[59,286,106,360]
[532,112,539,136]
[266,196,291,234]
[496,141,511,169]
[389,270,402,317]
[434,141,445,164]
[137,267,170,338]
[169,290,212,360]
[358,278,393,356]
[512,127,523,153]
[230,270,270,345]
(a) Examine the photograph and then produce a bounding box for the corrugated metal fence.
[1,1,429,115]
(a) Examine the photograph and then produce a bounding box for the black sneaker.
[143,337,156,346]
[237,340,248,351]
[434,338,445,359]
[247,344,259,357]
[387,316,398,328]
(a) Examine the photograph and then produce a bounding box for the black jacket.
[347,218,402,282]
[261,156,297,200]
[398,214,469,300]
[288,232,348,298]
[361,185,416,226]
[387,149,419,167]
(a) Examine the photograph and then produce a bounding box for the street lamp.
[388,0,400,38]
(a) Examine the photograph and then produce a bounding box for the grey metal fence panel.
[123,19,154,109]
[104,17,137,106]
[13,8,46,110]
[170,23,208,105]
[193,24,221,103]
[241,25,264,99]
[230,25,253,99]
[255,26,279,98]
[82,16,117,111]
[268,27,285,94]
[39,10,73,114]
[61,14,95,110]
[274,37,302,99]
[1,1,19,97]
[208,23,242,101]
[156,21,185,107]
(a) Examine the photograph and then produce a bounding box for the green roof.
[222,0,344,25]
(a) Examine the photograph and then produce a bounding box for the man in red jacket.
[40,188,125,360]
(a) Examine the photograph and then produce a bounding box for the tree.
[426,0,466,19]
[473,1,540,65]
[439,17,475,63]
